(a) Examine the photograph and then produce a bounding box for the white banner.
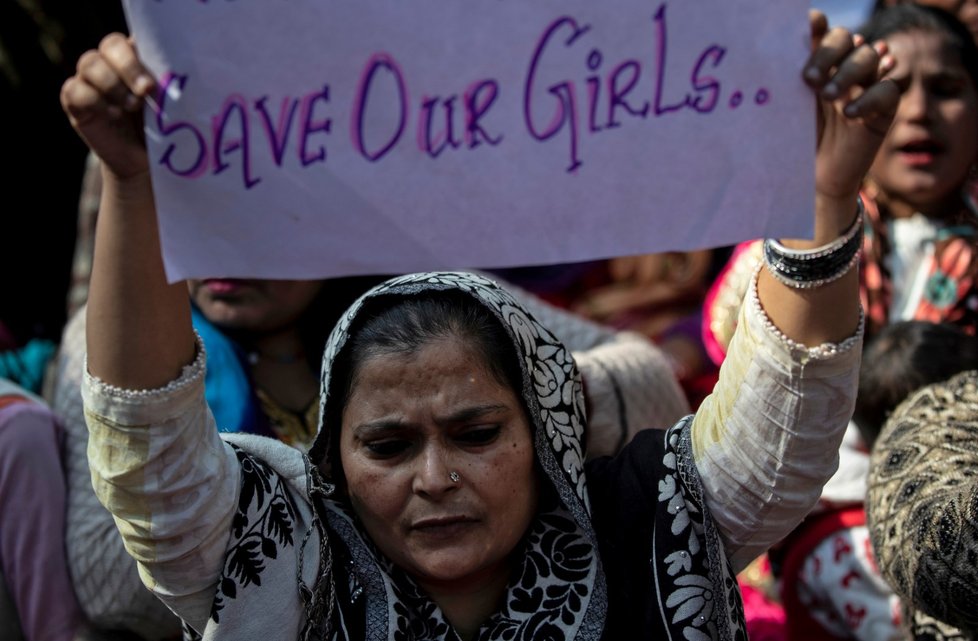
[123,0,814,281]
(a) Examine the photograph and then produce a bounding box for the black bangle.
[762,199,864,289]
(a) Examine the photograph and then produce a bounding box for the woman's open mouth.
[896,139,943,167]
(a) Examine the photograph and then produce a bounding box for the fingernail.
[844,103,859,117]
[805,66,821,82]
[852,33,865,47]
[823,82,839,99]
[133,75,153,95]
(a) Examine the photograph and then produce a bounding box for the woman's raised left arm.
[691,11,899,570]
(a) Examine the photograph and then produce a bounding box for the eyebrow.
[352,403,511,436]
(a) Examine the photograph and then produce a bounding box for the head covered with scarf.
[306,271,608,640]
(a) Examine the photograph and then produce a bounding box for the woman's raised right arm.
[61,35,240,632]
[60,33,194,389]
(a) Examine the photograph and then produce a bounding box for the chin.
[406,554,503,588]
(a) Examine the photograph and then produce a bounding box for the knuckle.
[76,50,101,74]
[99,32,127,53]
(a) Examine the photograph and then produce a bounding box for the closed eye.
[456,425,501,446]
[364,439,411,458]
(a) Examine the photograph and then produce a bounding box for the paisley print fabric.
[868,370,978,639]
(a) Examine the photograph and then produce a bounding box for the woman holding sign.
[61,10,897,640]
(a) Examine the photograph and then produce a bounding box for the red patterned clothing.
[703,191,978,366]
[860,190,978,338]
[779,508,904,641]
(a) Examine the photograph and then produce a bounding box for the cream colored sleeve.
[50,309,182,638]
[692,268,863,572]
[81,341,240,633]
[502,279,691,458]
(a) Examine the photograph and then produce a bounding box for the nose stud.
[449,471,460,484]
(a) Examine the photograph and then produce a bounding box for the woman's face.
[186,278,323,332]
[339,335,538,592]
[868,29,978,212]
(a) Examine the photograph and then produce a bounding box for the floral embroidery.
[653,422,747,641]
[211,446,297,623]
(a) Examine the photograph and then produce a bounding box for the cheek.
[345,462,402,523]
[486,439,538,512]
[340,446,398,520]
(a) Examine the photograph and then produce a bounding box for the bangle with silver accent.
[762,199,864,289]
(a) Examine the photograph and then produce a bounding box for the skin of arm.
[756,16,897,347]
[61,34,194,391]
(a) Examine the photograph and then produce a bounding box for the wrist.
[780,192,860,250]
[815,190,861,235]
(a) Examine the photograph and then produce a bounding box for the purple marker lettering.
[463,80,502,149]
[755,88,770,105]
[212,95,260,189]
[586,49,603,133]
[607,61,649,127]
[652,3,685,116]
[418,95,461,158]
[156,73,208,178]
[688,46,725,113]
[729,90,743,109]
[299,85,331,167]
[254,95,298,167]
[524,17,590,173]
[352,53,408,162]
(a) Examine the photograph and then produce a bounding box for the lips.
[895,138,944,167]
[410,515,477,539]
[201,278,251,295]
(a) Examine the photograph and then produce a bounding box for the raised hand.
[805,11,899,208]
[60,34,157,179]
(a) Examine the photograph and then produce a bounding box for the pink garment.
[739,556,787,641]
[0,395,84,641]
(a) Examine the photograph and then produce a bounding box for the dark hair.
[861,3,978,90]
[323,290,526,470]
[854,320,978,447]
[296,275,392,370]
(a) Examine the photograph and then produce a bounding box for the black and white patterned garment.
[868,370,978,641]
[196,271,745,640]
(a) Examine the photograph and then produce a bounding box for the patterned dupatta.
[307,271,606,641]
[200,271,744,641]
[860,189,978,338]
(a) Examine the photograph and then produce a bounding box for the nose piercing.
[449,471,460,483]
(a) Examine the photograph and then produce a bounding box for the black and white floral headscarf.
[307,271,606,641]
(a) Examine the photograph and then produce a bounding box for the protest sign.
[123,0,814,281]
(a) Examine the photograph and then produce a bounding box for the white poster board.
[123,0,814,281]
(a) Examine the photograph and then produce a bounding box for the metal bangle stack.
[762,199,864,290]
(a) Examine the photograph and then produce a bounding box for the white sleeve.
[691,269,863,571]
[81,339,241,633]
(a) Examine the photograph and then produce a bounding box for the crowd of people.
[2,1,978,640]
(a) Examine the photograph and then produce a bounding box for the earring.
[449,471,460,483]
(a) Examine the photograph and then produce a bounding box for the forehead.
[342,336,521,420]
[887,29,966,73]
